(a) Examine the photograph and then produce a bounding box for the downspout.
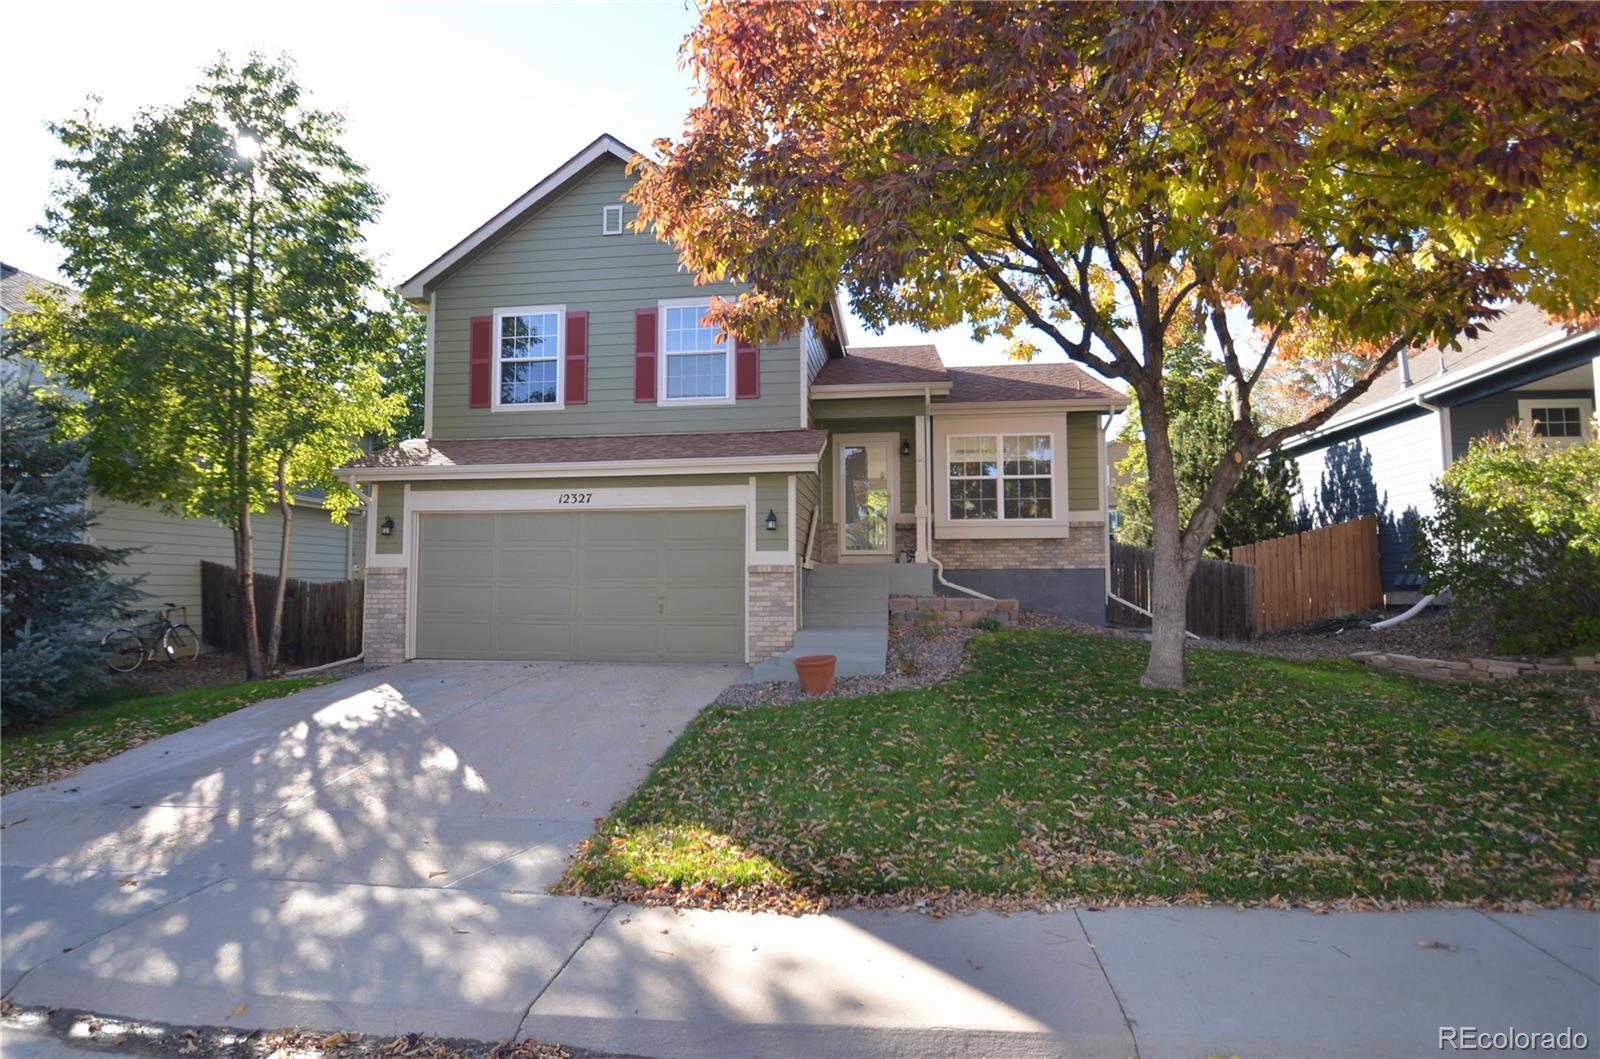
[924,384,991,600]
[1364,392,1451,627]
[288,478,376,672]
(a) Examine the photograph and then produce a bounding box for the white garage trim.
[400,483,755,662]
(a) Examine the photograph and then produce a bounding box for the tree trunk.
[264,455,292,673]
[234,509,264,679]
[1138,389,1192,688]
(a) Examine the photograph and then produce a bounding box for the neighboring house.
[340,134,1127,666]
[1,261,364,633]
[1284,302,1599,592]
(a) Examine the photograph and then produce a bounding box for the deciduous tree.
[631,2,1600,685]
[18,55,398,677]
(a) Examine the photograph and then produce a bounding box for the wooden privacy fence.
[1230,515,1382,634]
[1108,542,1256,640]
[200,561,363,667]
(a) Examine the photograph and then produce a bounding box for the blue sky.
[0,0,1095,370]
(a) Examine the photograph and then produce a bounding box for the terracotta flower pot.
[793,654,837,695]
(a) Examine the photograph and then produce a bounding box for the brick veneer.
[363,567,408,665]
[814,521,917,563]
[933,522,1106,570]
[747,563,797,662]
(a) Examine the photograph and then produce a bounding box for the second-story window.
[495,306,563,409]
[661,300,733,402]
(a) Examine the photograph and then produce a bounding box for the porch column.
[914,413,930,563]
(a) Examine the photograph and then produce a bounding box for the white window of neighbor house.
[948,433,1053,520]
[659,299,733,403]
[493,306,563,409]
[1518,397,1594,447]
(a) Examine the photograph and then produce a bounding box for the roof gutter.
[1289,324,1597,451]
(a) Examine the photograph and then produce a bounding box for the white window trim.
[601,204,623,235]
[491,304,566,412]
[1517,397,1594,446]
[932,413,1070,539]
[657,296,736,407]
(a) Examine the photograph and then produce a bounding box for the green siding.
[88,495,356,633]
[1067,412,1101,511]
[755,474,789,552]
[430,158,803,439]
[793,471,821,553]
[810,397,926,421]
[814,415,918,520]
[375,482,405,554]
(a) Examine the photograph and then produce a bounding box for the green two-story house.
[342,134,1126,667]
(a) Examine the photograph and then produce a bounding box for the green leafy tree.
[375,288,427,446]
[629,3,1600,686]
[1114,323,1300,558]
[1412,426,1600,656]
[17,55,399,677]
[1,371,142,724]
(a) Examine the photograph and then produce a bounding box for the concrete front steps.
[802,562,934,628]
[739,563,935,684]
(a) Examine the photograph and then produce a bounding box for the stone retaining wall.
[1351,650,1598,682]
[890,594,1019,627]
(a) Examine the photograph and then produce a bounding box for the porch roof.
[815,344,949,387]
[940,363,1126,406]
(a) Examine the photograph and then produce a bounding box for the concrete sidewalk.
[4,873,1594,1058]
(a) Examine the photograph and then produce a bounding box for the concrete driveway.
[0,661,736,1033]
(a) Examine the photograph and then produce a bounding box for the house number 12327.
[557,492,593,505]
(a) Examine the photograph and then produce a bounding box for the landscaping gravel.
[715,621,984,707]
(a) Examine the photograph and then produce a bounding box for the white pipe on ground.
[284,652,364,676]
[1369,594,1437,630]
[1108,592,1203,641]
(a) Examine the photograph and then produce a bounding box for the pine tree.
[1114,325,1301,559]
[1,371,141,725]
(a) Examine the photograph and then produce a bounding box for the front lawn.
[563,630,1599,908]
[2,677,332,793]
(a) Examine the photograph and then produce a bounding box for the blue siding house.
[1285,304,1598,594]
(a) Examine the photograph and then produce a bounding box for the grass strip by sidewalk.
[562,629,1599,909]
[2,676,332,793]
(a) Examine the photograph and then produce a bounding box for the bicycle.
[102,603,201,673]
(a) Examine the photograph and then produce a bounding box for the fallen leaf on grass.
[1416,939,1459,952]
[230,1002,247,1017]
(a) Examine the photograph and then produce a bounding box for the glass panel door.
[841,442,892,553]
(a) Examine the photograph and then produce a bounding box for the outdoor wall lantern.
[765,509,779,532]
[380,516,395,536]
[900,439,912,457]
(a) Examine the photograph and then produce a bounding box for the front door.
[838,436,896,556]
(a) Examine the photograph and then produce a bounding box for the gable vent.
[601,204,623,236]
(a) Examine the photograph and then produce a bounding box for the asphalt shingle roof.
[346,429,829,470]
[943,363,1125,405]
[815,344,949,386]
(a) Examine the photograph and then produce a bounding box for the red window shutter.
[469,315,493,408]
[735,338,760,399]
[564,311,588,405]
[634,308,658,402]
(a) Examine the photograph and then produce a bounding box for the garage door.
[413,509,745,662]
